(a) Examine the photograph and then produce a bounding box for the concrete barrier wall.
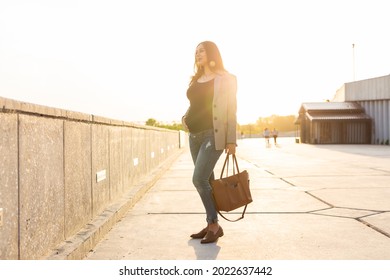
[0,96,182,259]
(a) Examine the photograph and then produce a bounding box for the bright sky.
[1,0,390,124]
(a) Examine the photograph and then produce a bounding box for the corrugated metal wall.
[334,74,390,145]
[345,75,390,101]
[311,121,370,144]
[359,100,390,144]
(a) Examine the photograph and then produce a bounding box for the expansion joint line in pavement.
[270,172,390,240]
[307,187,390,240]
[225,157,390,239]
[147,208,390,239]
[358,218,390,238]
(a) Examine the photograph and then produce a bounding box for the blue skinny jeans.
[189,129,223,224]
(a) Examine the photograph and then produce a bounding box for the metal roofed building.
[296,102,372,144]
[333,74,390,145]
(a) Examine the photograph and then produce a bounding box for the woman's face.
[195,44,208,68]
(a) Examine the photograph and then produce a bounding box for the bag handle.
[219,153,229,178]
[219,154,240,179]
[217,153,247,222]
[217,204,248,222]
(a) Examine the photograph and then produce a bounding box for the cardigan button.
[214,129,218,133]
[214,117,217,120]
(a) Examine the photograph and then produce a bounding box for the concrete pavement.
[85,137,390,260]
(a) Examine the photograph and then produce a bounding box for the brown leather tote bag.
[211,154,252,222]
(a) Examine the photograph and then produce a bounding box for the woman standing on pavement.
[182,41,237,244]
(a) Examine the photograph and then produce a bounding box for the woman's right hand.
[225,143,236,155]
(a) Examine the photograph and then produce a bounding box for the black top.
[186,79,214,133]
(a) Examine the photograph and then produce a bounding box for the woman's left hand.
[225,143,236,155]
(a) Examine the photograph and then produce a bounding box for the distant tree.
[238,123,262,137]
[146,118,158,126]
[145,118,184,131]
[239,115,296,137]
[147,115,296,134]
[158,122,184,131]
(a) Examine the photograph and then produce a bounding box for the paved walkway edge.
[45,149,185,260]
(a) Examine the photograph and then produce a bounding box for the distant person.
[272,128,279,144]
[263,128,270,146]
[182,41,237,244]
